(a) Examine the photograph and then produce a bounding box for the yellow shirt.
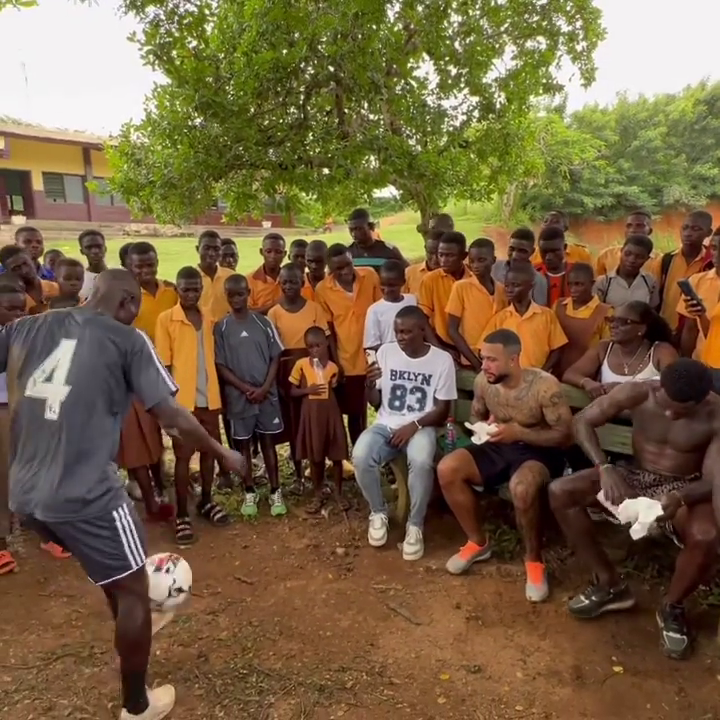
[445,276,507,362]
[418,266,472,344]
[267,300,329,350]
[648,250,706,329]
[25,279,59,312]
[199,265,234,322]
[594,245,657,277]
[404,262,431,297]
[531,243,592,266]
[315,267,381,376]
[481,301,568,368]
[554,296,612,344]
[288,357,340,400]
[702,304,720,368]
[154,304,222,411]
[133,281,178,343]
[248,265,282,310]
[676,269,720,360]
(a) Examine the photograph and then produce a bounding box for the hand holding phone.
[677,279,706,315]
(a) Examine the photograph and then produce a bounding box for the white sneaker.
[151,610,175,637]
[126,480,143,502]
[402,525,424,561]
[120,685,176,720]
[368,512,389,547]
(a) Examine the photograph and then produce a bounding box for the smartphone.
[364,349,377,366]
[677,279,706,313]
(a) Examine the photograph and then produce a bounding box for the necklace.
[616,342,648,375]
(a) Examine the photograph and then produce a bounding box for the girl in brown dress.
[554,263,612,378]
[289,326,348,513]
[268,264,331,490]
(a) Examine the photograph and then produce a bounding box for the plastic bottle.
[445,417,456,452]
[312,357,325,384]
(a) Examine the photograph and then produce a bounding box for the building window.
[93,177,126,207]
[42,172,86,204]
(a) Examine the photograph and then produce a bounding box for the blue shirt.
[0,262,54,281]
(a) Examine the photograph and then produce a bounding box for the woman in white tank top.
[563,301,678,397]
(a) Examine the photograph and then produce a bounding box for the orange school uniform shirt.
[25,279,59,312]
[404,262,432,297]
[531,243,592,266]
[648,250,706,329]
[300,273,322,302]
[481,302,568,369]
[315,267,381,376]
[289,357,340,400]
[445,276,507,358]
[133,280,178,344]
[676,269,720,361]
[267,300,329,350]
[155,304,222,411]
[248,265,282,310]
[594,245,657,277]
[418,266,472,344]
[199,265,234,322]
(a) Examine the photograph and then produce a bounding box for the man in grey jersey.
[1,269,245,720]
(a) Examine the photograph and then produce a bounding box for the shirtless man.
[437,328,573,602]
[549,359,720,660]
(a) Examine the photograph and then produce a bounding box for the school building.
[0,121,290,227]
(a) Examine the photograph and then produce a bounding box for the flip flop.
[0,549,17,575]
[40,542,71,559]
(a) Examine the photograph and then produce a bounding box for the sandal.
[175,517,196,547]
[197,501,230,526]
[305,496,326,515]
[0,549,17,575]
[147,502,175,523]
[40,542,71,559]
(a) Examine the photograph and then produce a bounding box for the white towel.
[596,491,664,540]
[464,421,499,445]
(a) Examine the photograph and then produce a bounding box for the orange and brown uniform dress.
[554,296,612,377]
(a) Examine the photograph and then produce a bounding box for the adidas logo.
[240,330,249,337]
[272,417,280,424]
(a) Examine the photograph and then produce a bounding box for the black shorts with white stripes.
[23,502,147,585]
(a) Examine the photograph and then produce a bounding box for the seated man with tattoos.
[437,329,573,602]
[549,359,720,660]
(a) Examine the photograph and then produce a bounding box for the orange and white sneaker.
[445,540,492,575]
[120,685,175,720]
[40,542,71,559]
[525,561,549,603]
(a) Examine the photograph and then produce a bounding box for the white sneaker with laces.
[119,685,175,720]
[368,512,389,547]
[402,525,424,561]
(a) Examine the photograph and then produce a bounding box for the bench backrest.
[454,369,633,456]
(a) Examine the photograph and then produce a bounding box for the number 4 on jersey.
[24,339,78,421]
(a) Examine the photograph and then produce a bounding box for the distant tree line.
[520,80,720,221]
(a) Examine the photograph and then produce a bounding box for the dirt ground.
[1,492,720,720]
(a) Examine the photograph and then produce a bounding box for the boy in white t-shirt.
[353,305,457,561]
[78,229,108,301]
[363,259,417,350]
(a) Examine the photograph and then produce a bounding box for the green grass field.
[44,207,680,281]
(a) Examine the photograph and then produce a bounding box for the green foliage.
[0,0,94,10]
[109,0,604,226]
[522,80,720,220]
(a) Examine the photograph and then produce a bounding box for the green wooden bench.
[390,369,634,521]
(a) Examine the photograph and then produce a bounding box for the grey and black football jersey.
[0,307,177,522]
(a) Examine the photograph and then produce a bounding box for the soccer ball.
[146,552,192,611]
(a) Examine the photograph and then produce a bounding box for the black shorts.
[23,502,147,585]
[466,442,566,492]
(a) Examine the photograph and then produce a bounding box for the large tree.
[109,0,604,225]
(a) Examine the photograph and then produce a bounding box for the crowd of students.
[1,207,719,619]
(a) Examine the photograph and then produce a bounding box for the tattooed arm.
[470,372,490,423]
[514,375,573,447]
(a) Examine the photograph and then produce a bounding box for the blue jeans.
[352,423,436,529]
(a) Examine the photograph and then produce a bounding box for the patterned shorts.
[590,465,700,548]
